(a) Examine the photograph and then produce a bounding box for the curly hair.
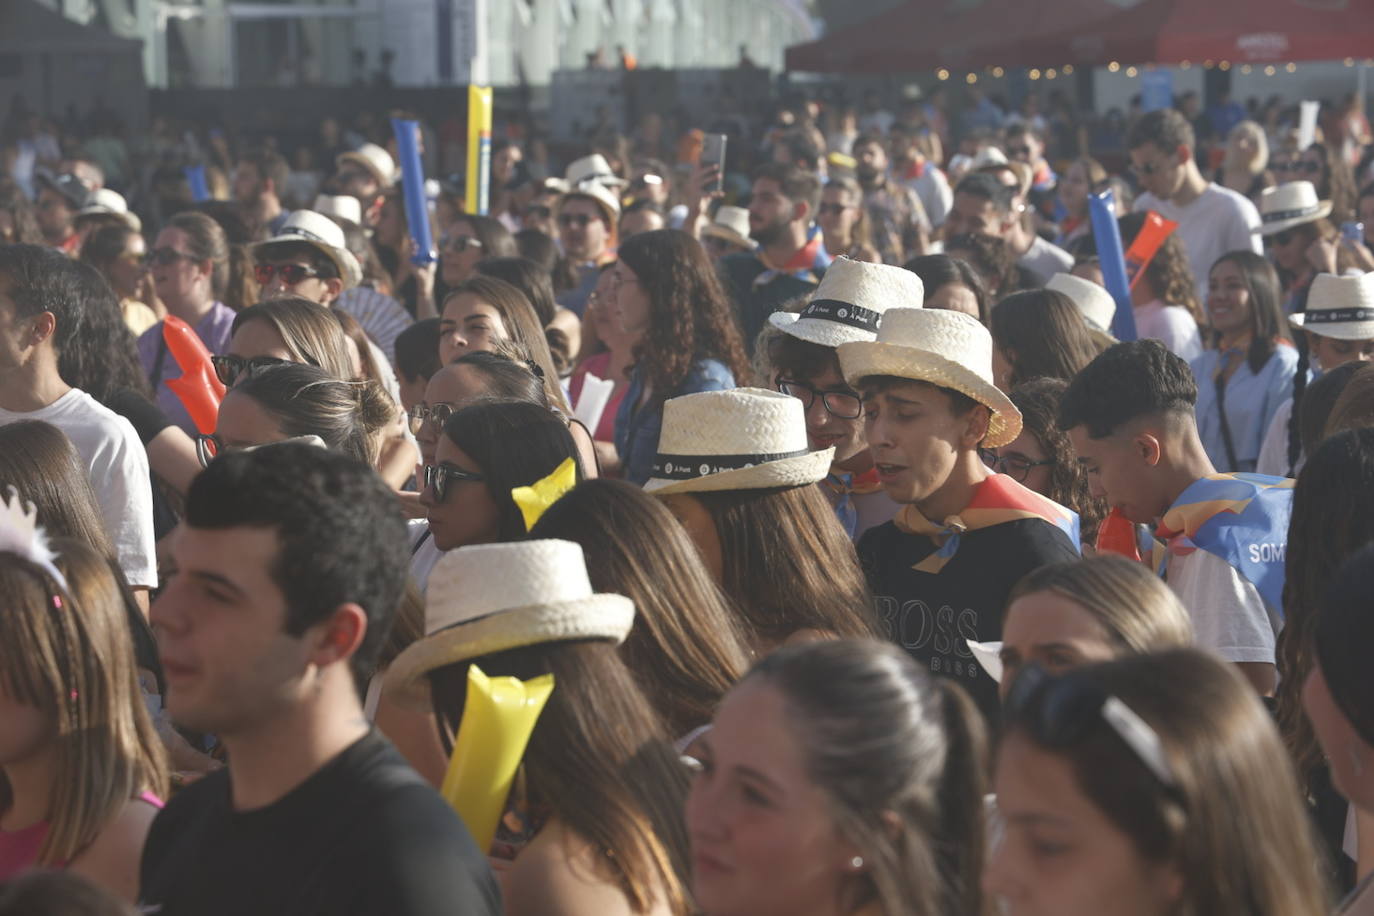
[1059,339,1198,440]
[1009,378,1107,544]
[59,261,151,404]
[1117,212,1203,329]
[942,232,1017,300]
[616,229,748,408]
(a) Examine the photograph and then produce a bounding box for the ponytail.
[936,680,990,916]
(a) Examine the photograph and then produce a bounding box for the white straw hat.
[968,640,1004,682]
[385,539,635,704]
[970,146,1009,170]
[643,388,835,495]
[561,180,622,221]
[837,308,1023,448]
[312,194,363,226]
[1258,181,1332,236]
[1047,272,1116,334]
[336,143,397,188]
[770,257,923,348]
[565,153,627,188]
[1289,272,1374,340]
[76,188,141,232]
[253,210,363,290]
[701,205,753,250]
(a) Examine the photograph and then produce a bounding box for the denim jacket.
[614,359,736,485]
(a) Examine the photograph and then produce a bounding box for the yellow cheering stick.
[510,457,577,531]
[441,665,555,852]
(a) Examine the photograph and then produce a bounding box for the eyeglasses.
[145,247,192,268]
[980,448,1054,482]
[558,212,596,228]
[210,354,294,387]
[423,462,485,502]
[440,235,483,254]
[406,401,458,436]
[1005,664,1182,798]
[817,202,853,217]
[254,263,322,286]
[777,378,862,420]
[195,433,223,468]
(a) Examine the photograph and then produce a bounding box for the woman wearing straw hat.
[836,308,1081,722]
[1257,180,1361,309]
[645,388,877,654]
[385,539,693,916]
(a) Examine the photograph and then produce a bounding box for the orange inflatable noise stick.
[162,315,226,435]
[1094,506,1143,562]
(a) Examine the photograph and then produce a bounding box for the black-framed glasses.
[777,378,862,420]
[440,235,483,253]
[195,432,223,468]
[254,263,321,286]
[211,354,293,388]
[407,402,458,436]
[145,247,191,268]
[980,448,1054,482]
[423,462,485,502]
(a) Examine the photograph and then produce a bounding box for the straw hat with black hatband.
[642,388,835,495]
[769,256,924,349]
[1258,181,1332,236]
[837,307,1023,448]
[385,539,635,706]
[1289,272,1374,341]
[252,210,363,291]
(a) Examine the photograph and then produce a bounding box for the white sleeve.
[1235,196,1264,254]
[1255,400,1294,477]
[92,418,158,589]
[1167,550,1278,664]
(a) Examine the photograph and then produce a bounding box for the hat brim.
[1288,311,1374,340]
[1259,201,1333,235]
[76,206,141,233]
[769,311,877,348]
[254,236,363,291]
[968,640,1003,682]
[644,447,835,496]
[383,594,635,708]
[837,341,1022,448]
[336,152,393,188]
[561,187,621,221]
[702,225,754,251]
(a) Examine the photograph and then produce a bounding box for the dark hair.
[766,332,842,384]
[942,232,1017,299]
[513,227,560,274]
[58,260,151,402]
[0,244,85,356]
[0,869,139,916]
[1127,108,1195,154]
[185,443,409,686]
[230,363,395,465]
[442,275,568,410]
[78,224,140,277]
[0,181,43,244]
[529,479,754,735]
[449,350,547,405]
[475,256,571,375]
[254,240,340,280]
[858,375,980,417]
[1208,251,1289,375]
[954,172,1017,214]
[1116,211,1202,327]
[743,640,988,916]
[1059,339,1198,439]
[751,162,823,215]
[239,146,290,197]
[1297,360,1364,457]
[166,211,230,296]
[450,213,518,261]
[903,254,990,324]
[1306,142,1357,225]
[441,399,582,543]
[1010,379,1107,543]
[990,289,1101,388]
[1284,284,1315,476]
[1276,428,1374,782]
[394,317,442,384]
[616,229,749,409]
[1315,542,1374,750]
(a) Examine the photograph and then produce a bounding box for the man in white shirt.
[1128,108,1263,303]
[944,172,1074,283]
[889,124,953,229]
[0,245,157,594]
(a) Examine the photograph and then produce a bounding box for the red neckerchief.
[778,233,825,273]
[901,159,927,181]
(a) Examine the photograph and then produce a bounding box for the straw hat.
[1289,272,1374,340]
[701,205,753,251]
[312,194,362,226]
[770,257,923,348]
[1258,181,1332,236]
[561,180,622,222]
[385,539,635,704]
[837,308,1022,448]
[1047,272,1116,333]
[252,210,363,290]
[336,143,397,188]
[968,640,1004,682]
[970,146,1009,171]
[77,188,141,232]
[643,388,835,495]
[565,154,627,188]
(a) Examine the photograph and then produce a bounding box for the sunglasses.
[406,401,458,436]
[423,462,485,502]
[777,378,862,420]
[980,448,1054,482]
[558,212,596,228]
[440,235,483,254]
[254,263,321,286]
[210,354,294,387]
[195,432,328,468]
[145,247,192,268]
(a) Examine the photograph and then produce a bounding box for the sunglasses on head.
[145,247,192,268]
[254,263,321,286]
[211,354,294,387]
[558,212,596,228]
[423,462,485,502]
[440,235,483,254]
[406,401,458,436]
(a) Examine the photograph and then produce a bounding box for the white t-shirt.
[1133,300,1203,363]
[1017,235,1074,284]
[1255,399,1298,478]
[1165,547,1279,665]
[0,389,157,588]
[1134,183,1263,304]
[903,166,954,229]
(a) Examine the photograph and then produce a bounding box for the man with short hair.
[853,134,930,266]
[141,445,500,915]
[718,162,828,352]
[1059,339,1286,695]
[334,143,396,229]
[34,170,88,254]
[889,123,952,229]
[554,183,620,318]
[0,245,156,594]
[234,147,292,238]
[252,210,359,307]
[944,172,1072,285]
[1128,108,1262,303]
[1003,123,1057,220]
[618,199,665,240]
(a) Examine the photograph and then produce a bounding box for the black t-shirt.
[717,252,820,354]
[139,731,501,916]
[859,518,1080,721]
[106,387,172,445]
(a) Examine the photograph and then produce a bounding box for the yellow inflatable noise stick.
[440,664,555,853]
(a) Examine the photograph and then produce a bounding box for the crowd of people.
[2,74,1374,916]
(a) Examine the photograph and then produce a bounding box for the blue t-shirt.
[1191,344,1298,473]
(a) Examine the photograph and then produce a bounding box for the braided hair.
[1285,284,1312,476]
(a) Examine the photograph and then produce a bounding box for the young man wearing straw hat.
[837,309,1081,720]
[765,257,916,539]
[144,445,498,915]
[555,157,623,318]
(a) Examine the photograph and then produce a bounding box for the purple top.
[137,302,237,435]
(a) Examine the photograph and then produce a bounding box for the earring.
[849,856,864,870]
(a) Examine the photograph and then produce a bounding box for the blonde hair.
[1224,120,1270,175]
[230,297,356,381]
[1009,555,1194,653]
[0,540,169,865]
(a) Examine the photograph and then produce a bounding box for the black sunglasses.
[440,235,483,253]
[777,378,863,420]
[254,263,322,286]
[406,402,458,436]
[980,448,1054,482]
[211,354,294,387]
[423,463,486,502]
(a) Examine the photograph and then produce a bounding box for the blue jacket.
[614,359,736,485]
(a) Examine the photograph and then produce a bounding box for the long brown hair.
[690,484,877,651]
[990,289,1102,388]
[1117,212,1203,328]
[1208,251,1290,375]
[1008,379,1108,544]
[529,479,754,735]
[617,229,749,409]
[429,641,691,915]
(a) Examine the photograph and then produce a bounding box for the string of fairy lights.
[933,57,1374,84]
